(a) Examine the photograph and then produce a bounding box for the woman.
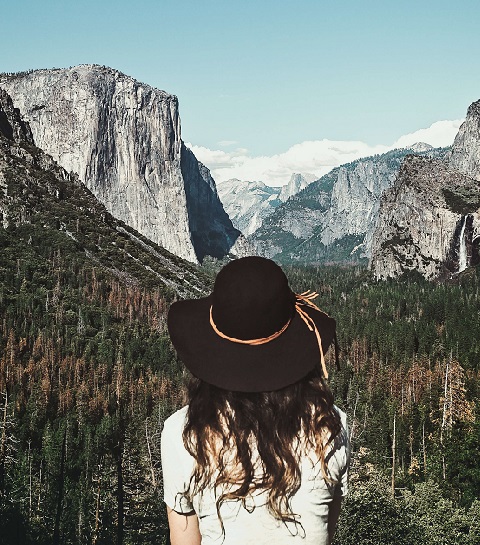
[162,256,349,544]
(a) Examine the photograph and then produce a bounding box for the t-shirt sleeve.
[331,407,350,498]
[161,408,195,513]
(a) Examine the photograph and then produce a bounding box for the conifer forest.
[1,223,479,544]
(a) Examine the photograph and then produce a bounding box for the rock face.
[0,87,210,296]
[370,157,480,279]
[217,173,314,236]
[0,65,244,263]
[320,157,401,251]
[250,147,442,263]
[370,100,480,279]
[278,172,316,202]
[448,100,480,181]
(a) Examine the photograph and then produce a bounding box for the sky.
[2,0,480,185]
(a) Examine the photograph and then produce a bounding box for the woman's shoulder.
[162,405,189,436]
[161,405,194,464]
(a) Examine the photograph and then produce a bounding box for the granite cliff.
[448,100,480,181]
[0,65,245,263]
[370,100,480,279]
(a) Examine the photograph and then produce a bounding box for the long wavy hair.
[182,368,342,527]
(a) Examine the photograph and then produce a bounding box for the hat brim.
[167,295,336,392]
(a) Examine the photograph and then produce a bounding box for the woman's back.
[162,404,349,545]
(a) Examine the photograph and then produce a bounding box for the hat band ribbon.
[209,290,328,379]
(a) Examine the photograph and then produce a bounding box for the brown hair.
[182,368,342,527]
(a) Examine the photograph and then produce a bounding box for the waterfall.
[458,216,468,272]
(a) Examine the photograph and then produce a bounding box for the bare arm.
[327,494,342,545]
[167,507,201,545]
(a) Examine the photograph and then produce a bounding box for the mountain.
[249,146,446,263]
[217,179,279,236]
[407,142,434,153]
[217,173,315,236]
[0,65,248,263]
[0,87,210,297]
[278,172,317,201]
[370,100,480,280]
[449,100,480,180]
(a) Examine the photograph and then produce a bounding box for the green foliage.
[403,481,471,545]
[335,478,418,545]
[443,184,480,215]
[284,263,480,541]
[336,479,480,545]
[285,264,480,371]
[0,126,215,543]
[277,234,367,265]
[443,422,480,506]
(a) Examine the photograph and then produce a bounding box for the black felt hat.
[167,256,336,392]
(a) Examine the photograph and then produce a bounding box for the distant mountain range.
[217,118,479,278]
[244,145,446,264]
[217,173,316,235]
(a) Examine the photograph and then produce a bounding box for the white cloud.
[186,119,464,187]
[392,119,463,149]
[188,141,389,186]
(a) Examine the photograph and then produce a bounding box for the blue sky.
[2,0,480,184]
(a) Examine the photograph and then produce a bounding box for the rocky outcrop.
[0,65,245,263]
[370,156,480,279]
[320,157,400,253]
[448,100,480,181]
[278,173,316,202]
[217,173,314,236]
[408,142,434,153]
[370,100,480,280]
[0,89,33,144]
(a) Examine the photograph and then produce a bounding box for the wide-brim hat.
[167,256,336,392]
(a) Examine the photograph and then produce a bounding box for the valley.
[0,66,479,544]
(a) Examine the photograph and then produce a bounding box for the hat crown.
[212,257,294,340]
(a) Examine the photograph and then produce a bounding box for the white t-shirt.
[161,405,349,545]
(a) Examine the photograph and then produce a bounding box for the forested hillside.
[0,229,193,544]
[0,89,212,544]
[1,251,480,543]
